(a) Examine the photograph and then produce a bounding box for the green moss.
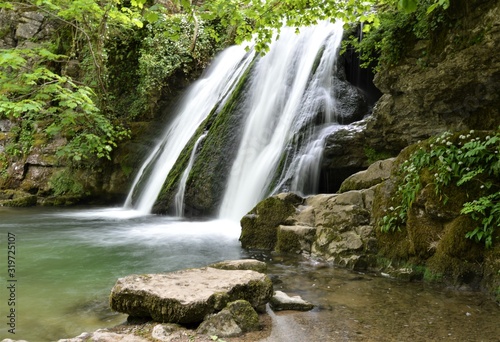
[226,300,260,332]
[49,169,87,197]
[0,194,37,207]
[364,147,395,165]
[406,205,444,258]
[276,228,301,253]
[423,268,444,283]
[239,194,302,250]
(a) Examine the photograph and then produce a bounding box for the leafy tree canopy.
[0,0,450,166]
[192,0,450,52]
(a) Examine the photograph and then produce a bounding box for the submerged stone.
[269,291,314,311]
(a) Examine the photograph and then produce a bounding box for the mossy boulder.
[241,189,377,270]
[239,192,304,250]
[372,136,500,297]
[196,300,260,337]
[276,225,316,254]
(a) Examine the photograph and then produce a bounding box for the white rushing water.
[174,132,207,216]
[124,46,253,214]
[218,21,344,220]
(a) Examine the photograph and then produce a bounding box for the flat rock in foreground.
[109,267,273,324]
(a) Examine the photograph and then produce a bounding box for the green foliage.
[200,0,378,53]
[194,0,452,54]
[347,0,451,71]
[462,192,500,249]
[364,147,394,164]
[380,130,500,248]
[135,14,220,116]
[24,0,148,100]
[0,47,129,163]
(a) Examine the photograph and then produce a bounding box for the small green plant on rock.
[380,129,500,248]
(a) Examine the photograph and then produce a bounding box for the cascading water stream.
[273,20,347,196]
[218,21,344,220]
[174,132,207,216]
[288,124,343,194]
[125,20,347,219]
[124,46,253,214]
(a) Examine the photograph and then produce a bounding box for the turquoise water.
[0,207,245,341]
[1,207,499,341]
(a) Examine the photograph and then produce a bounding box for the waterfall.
[124,46,253,214]
[174,132,207,216]
[126,20,352,220]
[218,21,344,220]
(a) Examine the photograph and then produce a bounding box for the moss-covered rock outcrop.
[240,189,377,270]
[240,192,304,250]
[372,131,500,299]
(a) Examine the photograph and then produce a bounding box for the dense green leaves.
[0,48,128,162]
[346,0,451,71]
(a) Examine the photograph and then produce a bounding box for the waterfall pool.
[0,207,244,341]
[1,207,499,341]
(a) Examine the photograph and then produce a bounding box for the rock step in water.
[109,266,273,324]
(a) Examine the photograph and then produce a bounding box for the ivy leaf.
[398,0,418,13]
[144,11,160,23]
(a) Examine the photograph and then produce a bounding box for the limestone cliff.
[365,0,500,152]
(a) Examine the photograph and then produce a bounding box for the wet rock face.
[363,0,500,153]
[109,267,273,324]
[321,121,371,193]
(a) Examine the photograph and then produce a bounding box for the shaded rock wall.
[320,0,500,191]
[364,0,500,152]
